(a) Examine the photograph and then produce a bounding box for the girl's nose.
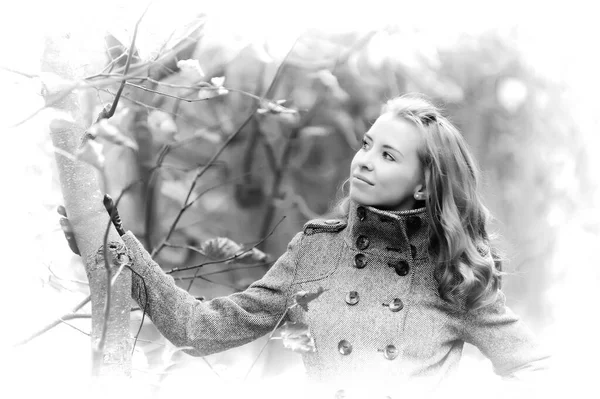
[357,154,374,170]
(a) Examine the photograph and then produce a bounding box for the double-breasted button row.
[343,291,403,312]
[338,340,399,361]
[354,253,367,269]
[357,206,366,221]
[381,344,399,360]
[382,298,404,312]
[388,259,410,276]
[338,339,352,355]
[345,291,359,305]
[356,235,369,250]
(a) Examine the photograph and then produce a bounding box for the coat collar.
[343,198,430,261]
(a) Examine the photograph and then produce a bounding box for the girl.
[121,93,551,398]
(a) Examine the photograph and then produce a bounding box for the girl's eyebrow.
[364,133,404,157]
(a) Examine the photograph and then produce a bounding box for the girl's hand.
[57,205,80,256]
[57,194,126,256]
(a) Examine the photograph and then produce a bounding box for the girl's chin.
[349,191,373,205]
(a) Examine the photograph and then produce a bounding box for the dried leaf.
[299,126,332,138]
[75,139,105,170]
[201,237,242,260]
[177,59,205,80]
[293,286,328,311]
[210,76,226,87]
[309,70,349,102]
[197,87,228,100]
[314,69,339,89]
[226,247,268,265]
[200,237,268,264]
[276,321,316,353]
[88,119,138,151]
[192,128,222,144]
[147,110,178,143]
[256,99,298,115]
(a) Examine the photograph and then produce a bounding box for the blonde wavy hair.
[328,93,505,311]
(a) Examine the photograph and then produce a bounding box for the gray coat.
[122,199,551,397]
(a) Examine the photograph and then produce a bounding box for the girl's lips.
[353,175,374,185]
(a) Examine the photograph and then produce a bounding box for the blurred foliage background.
[1,0,599,397]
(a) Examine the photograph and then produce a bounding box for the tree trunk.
[41,33,132,378]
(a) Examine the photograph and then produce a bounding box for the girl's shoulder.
[302,218,347,236]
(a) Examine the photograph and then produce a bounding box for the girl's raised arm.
[121,230,304,357]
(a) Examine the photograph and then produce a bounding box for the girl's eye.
[383,152,395,161]
[361,139,369,149]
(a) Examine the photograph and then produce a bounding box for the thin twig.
[11,85,76,128]
[151,36,302,260]
[59,319,91,337]
[147,162,264,257]
[167,215,285,275]
[95,178,143,362]
[258,41,351,243]
[128,266,149,355]
[243,304,295,381]
[10,67,152,128]
[47,263,89,285]
[14,295,91,346]
[105,3,151,120]
[100,88,200,126]
[163,242,205,256]
[0,65,38,78]
[62,313,92,320]
[125,81,266,103]
[144,143,172,250]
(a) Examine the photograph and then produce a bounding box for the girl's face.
[349,113,426,212]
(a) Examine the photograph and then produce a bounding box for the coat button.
[338,340,352,355]
[356,235,370,250]
[388,260,410,276]
[383,344,399,360]
[387,298,404,312]
[410,244,417,259]
[345,291,359,305]
[406,216,421,236]
[354,253,367,269]
[357,206,366,221]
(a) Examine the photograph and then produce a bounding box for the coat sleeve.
[122,230,304,357]
[460,290,552,381]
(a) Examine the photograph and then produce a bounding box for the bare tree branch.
[14,295,91,346]
[167,215,285,275]
[151,35,303,259]
[104,3,151,120]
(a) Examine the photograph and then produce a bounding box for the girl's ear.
[413,168,431,201]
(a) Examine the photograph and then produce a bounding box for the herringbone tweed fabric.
[122,198,550,398]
